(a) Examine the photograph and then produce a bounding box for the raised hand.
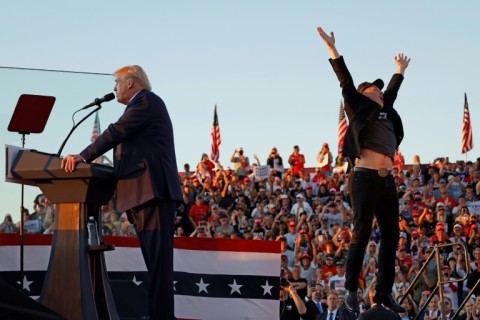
[316,26,340,59]
[394,53,411,74]
[317,27,335,47]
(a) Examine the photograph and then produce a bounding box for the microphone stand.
[56,105,101,157]
[19,132,28,293]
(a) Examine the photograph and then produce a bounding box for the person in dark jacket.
[317,26,410,313]
[358,304,401,320]
[62,65,182,320]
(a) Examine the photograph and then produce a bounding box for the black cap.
[357,79,384,94]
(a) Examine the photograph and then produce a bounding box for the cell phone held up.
[280,278,290,289]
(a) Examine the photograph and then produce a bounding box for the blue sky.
[1,1,480,221]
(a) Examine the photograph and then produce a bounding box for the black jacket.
[358,305,401,320]
[329,56,404,164]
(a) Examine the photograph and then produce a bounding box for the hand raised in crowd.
[299,213,306,222]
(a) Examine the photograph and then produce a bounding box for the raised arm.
[316,27,340,59]
[394,53,411,75]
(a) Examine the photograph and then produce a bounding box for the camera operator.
[189,219,212,238]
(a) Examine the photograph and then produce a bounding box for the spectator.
[195,153,215,181]
[317,292,350,320]
[418,294,440,320]
[230,147,250,179]
[0,214,18,233]
[279,236,295,268]
[189,224,212,238]
[419,208,437,237]
[316,143,333,177]
[215,212,234,237]
[188,195,209,228]
[393,149,405,172]
[440,266,459,309]
[362,241,379,266]
[288,265,308,300]
[287,145,305,177]
[291,194,313,220]
[321,254,337,283]
[266,147,284,178]
[465,184,478,203]
[305,283,327,316]
[15,207,30,232]
[457,298,476,320]
[285,220,299,251]
[392,262,409,298]
[328,260,347,297]
[397,294,418,319]
[362,256,378,289]
[297,253,316,283]
[319,201,343,232]
[175,225,185,237]
[279,276,308,320]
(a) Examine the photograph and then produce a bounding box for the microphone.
[81,93,115,110]
[56,93,115,156]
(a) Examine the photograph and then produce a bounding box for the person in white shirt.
[291,193,313,219]
[328,261,347,297]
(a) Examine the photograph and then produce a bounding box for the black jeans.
[345,169,399,294]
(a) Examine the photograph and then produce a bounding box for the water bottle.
[87,216,99,246]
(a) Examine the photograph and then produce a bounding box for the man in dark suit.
[317,292,352,320]
[317,26,410,313]
[62,65,182,320]
[358,304,400,320]
[305,283,327,317]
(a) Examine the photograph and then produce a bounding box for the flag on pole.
[91,112,101,143]
[90,112,112,165]
[337,100,348,154]
[462,93,474,154]
[210,105,221,162]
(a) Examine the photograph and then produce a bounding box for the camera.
[330,281,335,290]
[280,278,290,288]
[197,227,205,232]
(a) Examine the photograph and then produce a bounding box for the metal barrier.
[399,242,470,320]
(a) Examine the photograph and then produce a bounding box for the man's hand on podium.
[61,154,85,172]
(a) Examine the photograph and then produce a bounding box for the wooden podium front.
[6,146,119,320]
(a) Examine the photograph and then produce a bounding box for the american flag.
[462,93,474,154]
[210,105,221,162]
[91,112,101,143]
[91,112,104,164]
[337,100,348,154]
[0,234,280,319]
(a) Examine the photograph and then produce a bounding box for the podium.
[5,145,119,320]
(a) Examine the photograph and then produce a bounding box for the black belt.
[353,167,391,178]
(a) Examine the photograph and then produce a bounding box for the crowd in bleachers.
[4,145,480,318]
